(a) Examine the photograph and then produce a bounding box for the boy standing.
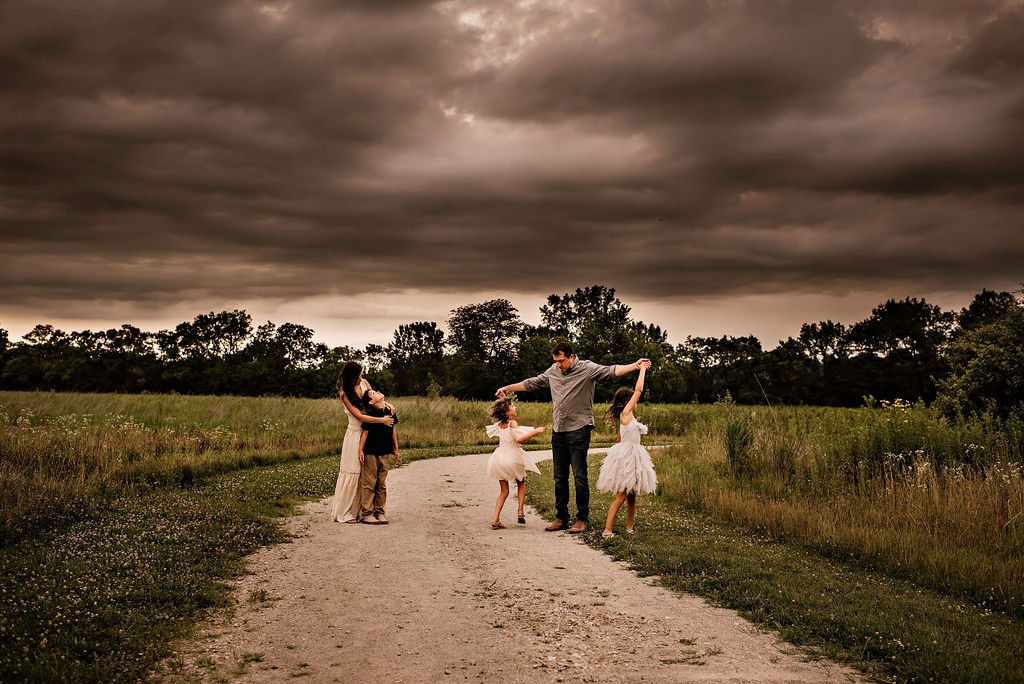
[358,389,400,524]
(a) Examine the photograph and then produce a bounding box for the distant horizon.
[4,282,1016,353]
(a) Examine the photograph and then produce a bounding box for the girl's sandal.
[517,513,526,524]
[625,528,635,535]
[491,521,506,530]
[601,531,616,539]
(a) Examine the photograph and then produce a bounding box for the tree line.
[1,285,1021,415]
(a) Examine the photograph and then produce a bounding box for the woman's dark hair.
[488,397,513,424]
[606,387,634,423]
[337,361,364,408]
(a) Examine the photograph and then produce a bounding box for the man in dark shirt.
[359,389,400,525]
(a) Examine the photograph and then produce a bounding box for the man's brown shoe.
[544,519,568,532]
[567,521,587,534]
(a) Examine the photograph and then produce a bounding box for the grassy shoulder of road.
[526,460,1024,684]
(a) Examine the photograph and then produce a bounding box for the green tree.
[540,285,631,357]
[158,310,253,361]
[679,335,765,403]
[760,337,819,405]
[448,300,523,363]
[641,344,695,403]
[57,325,162,393]
[539,286,669,399]
[238,322,326,396]
[446,299,524,398]
[157,310,254,394]
[23,324,69,347]
[958,289,1018,331]
[9,325,75,389]
[848,298,953,357]
[797,321,850,362]
[101,325,161,392]
[386,321,445,395]
[939,303,1024,417]
[540,285,668,364]
[845,297,954,403]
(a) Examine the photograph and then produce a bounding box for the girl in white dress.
[485,397,547,529]
[597,360,656,538]
[331,361,396,524]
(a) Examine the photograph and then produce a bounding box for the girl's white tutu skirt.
[487,444,542,481]
[597,443,657,495]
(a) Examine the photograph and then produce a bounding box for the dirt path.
[167,451,861,683]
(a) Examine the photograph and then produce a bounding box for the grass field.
[1,391,1022,682]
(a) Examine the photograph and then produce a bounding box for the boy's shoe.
[567,521,587,534]
[360,515,380,525]
[375,512,389,525]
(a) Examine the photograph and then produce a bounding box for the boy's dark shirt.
[362,404,398,456]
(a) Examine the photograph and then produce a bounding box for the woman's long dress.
[330,382,367,522]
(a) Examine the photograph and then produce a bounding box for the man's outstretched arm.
[496,381,528,398]
[613,358,651,377]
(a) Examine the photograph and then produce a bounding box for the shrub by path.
[166,450,858,683]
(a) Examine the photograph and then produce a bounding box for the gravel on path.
[166,450,861,683]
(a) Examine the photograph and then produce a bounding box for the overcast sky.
[2,0,1022,349]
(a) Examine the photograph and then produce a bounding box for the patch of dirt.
[163,451,861,683]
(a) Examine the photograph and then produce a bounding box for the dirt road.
[168,450,860,683]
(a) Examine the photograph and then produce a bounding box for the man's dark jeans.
[551,425,593,524]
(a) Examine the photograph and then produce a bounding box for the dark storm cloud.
[0,0,470,292]
[1,0,1023,327]
[950,5,1024,83]
[466,2,889,124]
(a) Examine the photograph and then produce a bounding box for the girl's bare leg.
[604,492,629,534]
[516,480,526,517]
[493,481,510,525]
[626,493,637,532]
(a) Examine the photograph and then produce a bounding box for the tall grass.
[724,410,755,475]
[654,400,1024,619]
